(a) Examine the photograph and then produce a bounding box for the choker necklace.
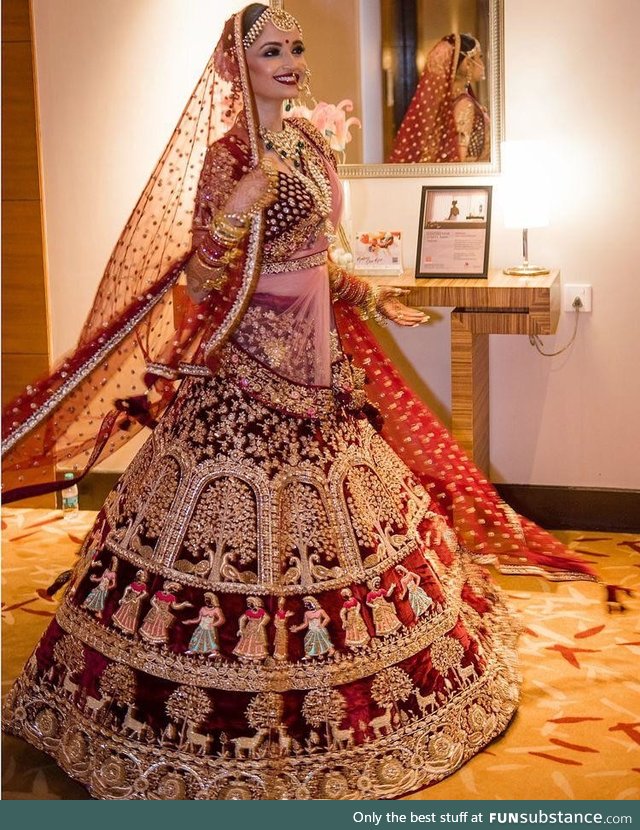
[259,122,335,241]
[260,122,305,169]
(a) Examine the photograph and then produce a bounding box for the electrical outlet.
[563,284,592,312]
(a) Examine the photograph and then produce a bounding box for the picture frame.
[415,186,492,279]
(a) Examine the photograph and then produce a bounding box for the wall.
[30,0,247,471]
[29,0,640,488]
[349,0,640,489]
[2,0,54,503]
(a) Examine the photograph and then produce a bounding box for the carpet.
[2,508,639,800]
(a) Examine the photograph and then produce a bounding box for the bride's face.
[245,20,308,104]
[464,52,486,82]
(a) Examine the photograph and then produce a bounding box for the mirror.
[272,0,503,178]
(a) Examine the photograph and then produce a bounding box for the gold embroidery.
[180,476,258,583]
[55,580,465,691]
[4,648,519,800]
[261,251,327,274]
[279,480,342,586]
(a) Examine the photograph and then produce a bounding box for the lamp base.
[503,264,550,277]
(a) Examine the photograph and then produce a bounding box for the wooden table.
[367,269,561,472]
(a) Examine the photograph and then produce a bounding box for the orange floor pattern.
[2,508,639,800]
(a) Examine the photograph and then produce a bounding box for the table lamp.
[502,140,550,276]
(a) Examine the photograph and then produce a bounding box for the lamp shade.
[501,140,550,230]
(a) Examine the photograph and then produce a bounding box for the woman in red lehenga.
[2,5,597,800]
[388,33,490,164]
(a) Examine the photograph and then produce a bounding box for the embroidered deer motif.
[455,663,478,686]
[62,675,79,699]
[329,722,355,749]
[231,727,269,758]
[184,722,212,755]
[123,704,151,740]
[85,694,109,720]
[369,704,397,739]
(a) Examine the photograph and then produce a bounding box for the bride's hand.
[377,288,430,327]
[222,161,277,217]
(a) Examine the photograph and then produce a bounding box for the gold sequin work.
[5,336,521,799]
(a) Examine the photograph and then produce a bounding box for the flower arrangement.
[288,99,361,162]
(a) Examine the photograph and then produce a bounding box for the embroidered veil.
[2,14,264,501]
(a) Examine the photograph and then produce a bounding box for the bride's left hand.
[377,288,430,327]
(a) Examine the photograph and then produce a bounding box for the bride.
[2,4,596,800]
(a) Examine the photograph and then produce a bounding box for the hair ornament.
[242,8,302,49]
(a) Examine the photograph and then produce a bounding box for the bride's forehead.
[252,20,302,46]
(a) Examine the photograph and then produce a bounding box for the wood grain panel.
[2,0,30,43]
[2,200,48,354]
[451,314,489,471]
[365,270,561,470]
[2,40,40,201]
[2,351,49,403]
[2,0,53,507]
[369,270,561,335]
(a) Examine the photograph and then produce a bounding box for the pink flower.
[288,99,362,158]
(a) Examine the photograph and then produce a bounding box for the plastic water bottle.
[61,472,79,521]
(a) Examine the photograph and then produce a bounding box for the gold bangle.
[222,211,251,228]
[210,213,249,244]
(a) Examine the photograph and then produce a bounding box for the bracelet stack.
[329,266,387,326]
[210,212,250,247]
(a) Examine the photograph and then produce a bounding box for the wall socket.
[563,283,592,312]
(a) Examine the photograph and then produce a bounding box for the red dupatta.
[2,12,265,503]
[334,302,597,584]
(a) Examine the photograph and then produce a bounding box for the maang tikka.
[242,8,302,49]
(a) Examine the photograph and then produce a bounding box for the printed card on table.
[354,231,404,275]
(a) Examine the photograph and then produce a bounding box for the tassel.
[362,402,384,432]
[114,394,158,430]
[605,583,633,613]
[36,569,73,602]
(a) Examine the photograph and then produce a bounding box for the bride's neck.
[451,78,470,98]
[255,99,284,133]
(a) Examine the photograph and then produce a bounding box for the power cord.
[529,297,582,357]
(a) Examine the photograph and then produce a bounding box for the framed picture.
[416,186,492,278]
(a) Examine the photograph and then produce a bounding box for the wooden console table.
[367,269,561,472]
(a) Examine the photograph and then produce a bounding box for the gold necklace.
[259,122,334,239]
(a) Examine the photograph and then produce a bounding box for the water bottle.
[61,472,79,521]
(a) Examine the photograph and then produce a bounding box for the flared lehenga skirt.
[3,342,521,800]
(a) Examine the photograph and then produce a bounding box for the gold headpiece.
[461,34,480,59]
[242,8,302,49]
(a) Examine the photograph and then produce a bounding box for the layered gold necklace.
[259,121,335,240]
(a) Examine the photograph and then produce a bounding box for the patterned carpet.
[2,508,639,800]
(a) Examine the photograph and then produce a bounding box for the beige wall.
[31,0,640,488]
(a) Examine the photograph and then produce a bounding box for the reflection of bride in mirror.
[388,33,490,164]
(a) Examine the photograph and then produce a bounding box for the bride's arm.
[329,263,428,327]
[184,141,275,303]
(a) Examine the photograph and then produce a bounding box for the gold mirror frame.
[270,0,504,179]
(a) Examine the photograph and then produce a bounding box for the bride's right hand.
[222,161,277,217]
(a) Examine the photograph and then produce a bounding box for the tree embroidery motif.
[346,465,407,562]
[280,481,340,585]
[370,666,413,727]
[302,687,347,749]
[136,457,180,543]
[370,434,429,529]
[184,477,257,582]
[165,686,212,748]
